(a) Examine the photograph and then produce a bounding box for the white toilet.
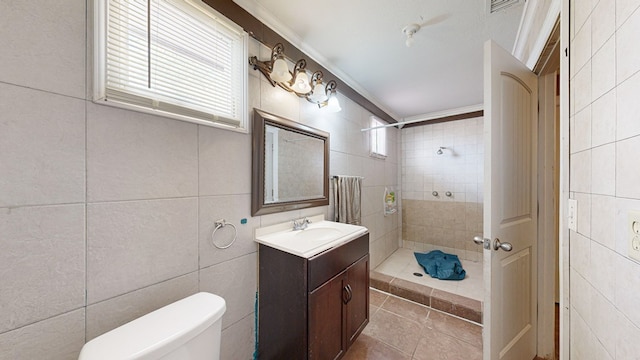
[78,292,226,360]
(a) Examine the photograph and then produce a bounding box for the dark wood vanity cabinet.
[258,233,369,360]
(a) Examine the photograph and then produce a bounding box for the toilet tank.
[79,292,226,360]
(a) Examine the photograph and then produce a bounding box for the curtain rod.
[330,175,365,179]
[360,104,483,132]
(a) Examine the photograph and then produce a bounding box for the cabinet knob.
[342,285,353,304]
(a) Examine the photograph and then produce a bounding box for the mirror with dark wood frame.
[251,109,330,216]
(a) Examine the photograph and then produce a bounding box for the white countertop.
[254,215,368,258]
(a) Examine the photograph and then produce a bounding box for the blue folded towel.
[414,250,466,280]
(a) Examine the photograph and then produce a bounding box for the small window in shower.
[370,116,387,159]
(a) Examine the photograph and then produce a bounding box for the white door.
[482,40,538,360]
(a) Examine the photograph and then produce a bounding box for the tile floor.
[343,289,482,359]
[374,248,484,301]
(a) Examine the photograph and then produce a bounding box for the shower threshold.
[371,248,483,324]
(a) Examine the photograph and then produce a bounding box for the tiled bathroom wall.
[568,0,640,358]
[401,118,484,261]
[0,2,399,358]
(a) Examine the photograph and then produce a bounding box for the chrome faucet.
[292,217,311,230]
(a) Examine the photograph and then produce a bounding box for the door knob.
[493,238,513,252]
[473,236,490,249]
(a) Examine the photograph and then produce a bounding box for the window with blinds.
[370,116,387,159]
[94,0,248,130]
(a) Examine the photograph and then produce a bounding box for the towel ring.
[211,219,237,249]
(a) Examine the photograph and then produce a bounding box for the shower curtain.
[333,175,362,225]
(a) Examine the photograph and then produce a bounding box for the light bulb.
[292,71,311,94]
[405,34,414,48]
[308,83,327,102]
[325,94,341,112]
[270,58,292,82]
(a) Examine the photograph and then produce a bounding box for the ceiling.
[233,0,526,121]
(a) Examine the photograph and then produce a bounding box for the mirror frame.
[251,109,330,216]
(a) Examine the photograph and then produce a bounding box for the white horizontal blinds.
[106,0,149,96]
[105,0,244,127]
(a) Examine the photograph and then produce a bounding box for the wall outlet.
[567,199,577,232]
[629,211,640,262]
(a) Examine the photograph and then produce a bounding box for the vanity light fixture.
[249,43,341,112]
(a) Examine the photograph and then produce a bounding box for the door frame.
[512,2,568,359]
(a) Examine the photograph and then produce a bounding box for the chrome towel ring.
[211,219,237,249]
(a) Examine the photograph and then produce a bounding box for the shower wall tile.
[199,126,252,196]
[87,103,199,202]
[85,273,199,341]
[0,0,85,99]
[401,117,484,262]
[198,194,259,268]
[199,253,258,330]
[0,309,85,360]
[87,198,199,304]
[0,84,85,208]
[0,204,85,333]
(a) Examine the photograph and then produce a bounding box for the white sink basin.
[255,215,368,258]
[295,227,342,241]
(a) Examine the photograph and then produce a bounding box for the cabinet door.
[346,255,369,346]
[309,273,347,360]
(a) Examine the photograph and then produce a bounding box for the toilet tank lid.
[79,292,226,360]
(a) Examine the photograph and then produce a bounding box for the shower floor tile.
[371,248,483,323]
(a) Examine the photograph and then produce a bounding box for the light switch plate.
[568,199,577,232]
[629,211,640,262]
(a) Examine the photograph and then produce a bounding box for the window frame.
[93,0,249,132]
[369,115,387,159]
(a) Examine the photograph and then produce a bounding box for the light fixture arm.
[311,70,324,86]
[249,43,341,111]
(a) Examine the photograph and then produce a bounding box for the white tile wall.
[0,205,85,333]
[87,198,199,303]
[198,194,259,268]
[592,0,616,52]
[615,70,640,140]
[199,126,252,196]
[199,253,258,330]
[220,313,255,360]
[86,103,199,202]
[0,1,395,358]
[0,0,86,99]
[85,273,199,341]
[570,1,640,359]
[0,84,86,208]
[0,310,85,360]
[401,117,483,204]
[591,89,616,147]
[615,6,640,83]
